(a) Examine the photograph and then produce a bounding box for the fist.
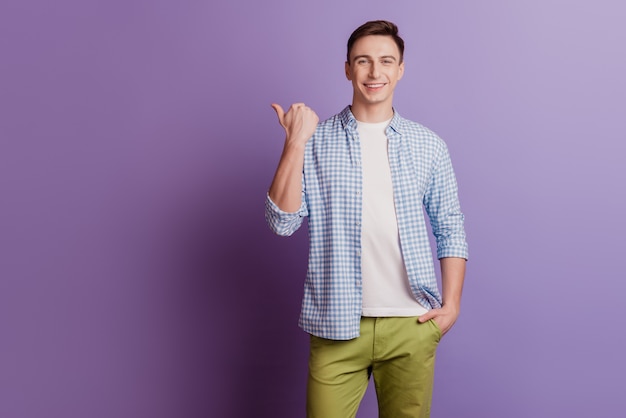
[271,103,319,146]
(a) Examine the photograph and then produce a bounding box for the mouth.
[364,83,386,89]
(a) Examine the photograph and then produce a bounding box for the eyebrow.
[352,55,398,63]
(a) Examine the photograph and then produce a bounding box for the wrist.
[441,301,461,312]
[283,138,306,152]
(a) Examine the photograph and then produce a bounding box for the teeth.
[366,84,384,88]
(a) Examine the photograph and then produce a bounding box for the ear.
[345,61,352,81]
[398,61,405,81]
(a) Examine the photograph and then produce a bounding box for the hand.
[271,103,319,147]
[418,304,460,337]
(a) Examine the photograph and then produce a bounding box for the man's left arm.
[418,141,468,335]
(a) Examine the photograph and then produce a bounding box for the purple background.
[1,0,625,417]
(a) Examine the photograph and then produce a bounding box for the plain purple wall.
[1,0,625,417]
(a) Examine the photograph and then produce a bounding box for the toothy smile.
[365,83,386,88]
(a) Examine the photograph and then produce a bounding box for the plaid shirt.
[265,106,468,340]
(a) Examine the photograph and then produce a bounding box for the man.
[265,20,468,418]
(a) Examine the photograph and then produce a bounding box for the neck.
[350,102,394,123]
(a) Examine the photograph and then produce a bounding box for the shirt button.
[356,250,361,256]
[356,221,361,226]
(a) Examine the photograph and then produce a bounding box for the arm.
[268,103,319,212]
[418,142,468,335]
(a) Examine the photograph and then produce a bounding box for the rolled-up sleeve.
[265,193,309,236]
[423,144,469,260]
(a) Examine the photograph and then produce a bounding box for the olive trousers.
[307,316,441,418]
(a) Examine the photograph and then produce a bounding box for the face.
[345,35,404,110]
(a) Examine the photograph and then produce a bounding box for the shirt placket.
[347,125,364,321]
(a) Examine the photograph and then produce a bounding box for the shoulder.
[393,113,447,152]
[317,113,344,132]
[310,107,352,143]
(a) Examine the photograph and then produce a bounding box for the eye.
[382,59,394,65]
[357,59,368,65]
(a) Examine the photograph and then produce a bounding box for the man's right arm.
[265,103,319,236]
[268,103,319,212]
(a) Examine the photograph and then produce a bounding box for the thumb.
[418,310,436,323]
[271,103,286,127]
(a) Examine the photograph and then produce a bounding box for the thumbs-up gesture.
[271,103,319,148]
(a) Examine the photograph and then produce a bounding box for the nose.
[369,61,380,79]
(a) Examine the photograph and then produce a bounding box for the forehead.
[349,35,400,59]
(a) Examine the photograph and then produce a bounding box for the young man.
[265,20,468,418]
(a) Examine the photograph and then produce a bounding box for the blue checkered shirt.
[265,106,468,340]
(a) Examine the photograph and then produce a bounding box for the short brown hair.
[347,20,405,63]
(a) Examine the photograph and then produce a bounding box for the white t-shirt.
[358,119,428,317]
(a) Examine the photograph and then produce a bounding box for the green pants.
[307,316,441,418]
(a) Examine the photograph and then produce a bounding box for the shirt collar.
[339,105,403,135]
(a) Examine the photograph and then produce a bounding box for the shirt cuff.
[265,193,307,236]
[437,244,469,260]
